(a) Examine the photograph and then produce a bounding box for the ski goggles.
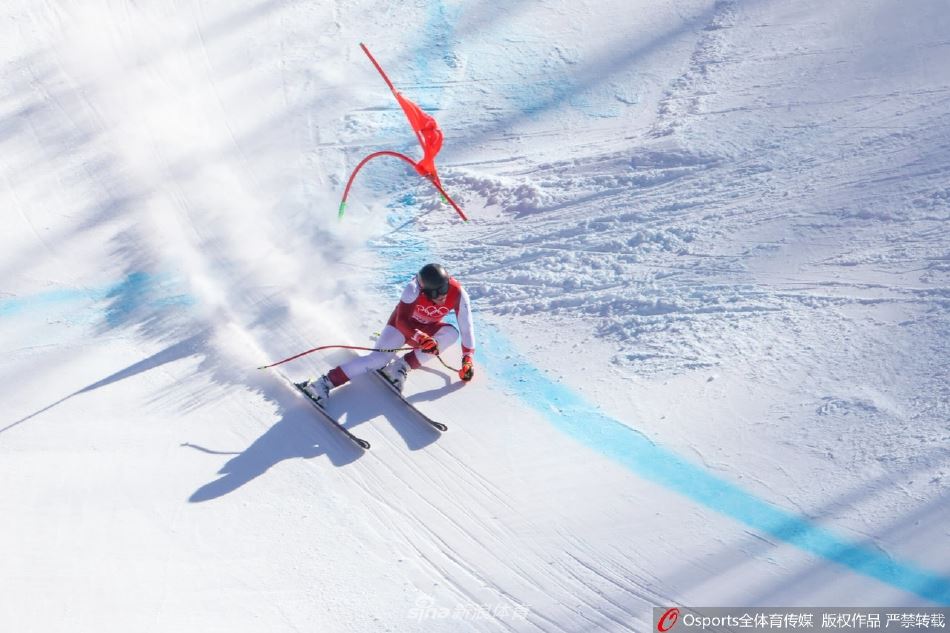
[421,282,449,300]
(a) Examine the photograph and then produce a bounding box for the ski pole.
[434,354,462,373]
[258,344,413,370]
[258,343,463,373]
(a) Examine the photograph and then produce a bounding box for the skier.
[302,263,476,406]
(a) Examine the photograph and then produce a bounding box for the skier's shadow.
[187,390,364,503]
[405,367,467,404]
[333,375,441,451]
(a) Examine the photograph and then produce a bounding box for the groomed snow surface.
[2,0,949,630]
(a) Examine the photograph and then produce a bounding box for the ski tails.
[374,370,448,432]
[274,371,371,450]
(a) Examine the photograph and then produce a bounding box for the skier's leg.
[334,325,406,383]
[382,324,459,391]
[306,327,406,402]
[307,326,407,400]
[403,324,459,369]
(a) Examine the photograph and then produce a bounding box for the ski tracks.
[311,392,660,631]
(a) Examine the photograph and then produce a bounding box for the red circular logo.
[658,608,680,632]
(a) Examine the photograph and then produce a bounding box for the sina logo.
[657,608,680,632]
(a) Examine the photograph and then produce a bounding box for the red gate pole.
[344,44,468,222]
[339,151,419,218]
[360,43,396,94]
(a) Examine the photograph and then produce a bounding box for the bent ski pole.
[258,344,413,370]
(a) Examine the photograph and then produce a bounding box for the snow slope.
[1,0,948,631]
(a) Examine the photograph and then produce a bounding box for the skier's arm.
[393,301,414,332]
[393,279,420,334]
[455,286,476,356]
[453,286,476,381]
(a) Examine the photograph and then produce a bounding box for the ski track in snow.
[1,0,949,630]
[371,0,950,605]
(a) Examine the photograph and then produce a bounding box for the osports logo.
[657,608,680,632]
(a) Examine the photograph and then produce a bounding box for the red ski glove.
[458,355,474,382]
[412,330,439,354]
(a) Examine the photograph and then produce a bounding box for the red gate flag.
[394,91,443,180]
[338,43,468,221]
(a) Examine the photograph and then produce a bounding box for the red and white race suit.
[333,276,475,383]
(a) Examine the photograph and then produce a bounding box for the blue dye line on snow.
[0,272,193,325]
[364,5,950,604]
[478,326,950,605]
[101,271,193,327]
[381,237,950,603]
[0,286,105,317]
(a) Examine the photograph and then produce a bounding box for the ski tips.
[338,201,346,219]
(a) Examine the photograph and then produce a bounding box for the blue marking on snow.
[0,286,105,317]
[0,272,193,325]
[377,224,950,603]
[102,271,193,327]
[477,326,950,604]
[104,272,153,327]
[366,4,950,605]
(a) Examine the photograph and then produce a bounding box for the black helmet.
[418,263,450,299]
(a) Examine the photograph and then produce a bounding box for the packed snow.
[1,0,948,630]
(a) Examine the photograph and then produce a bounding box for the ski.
[374,369,448,432]
[275,371,371,450]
